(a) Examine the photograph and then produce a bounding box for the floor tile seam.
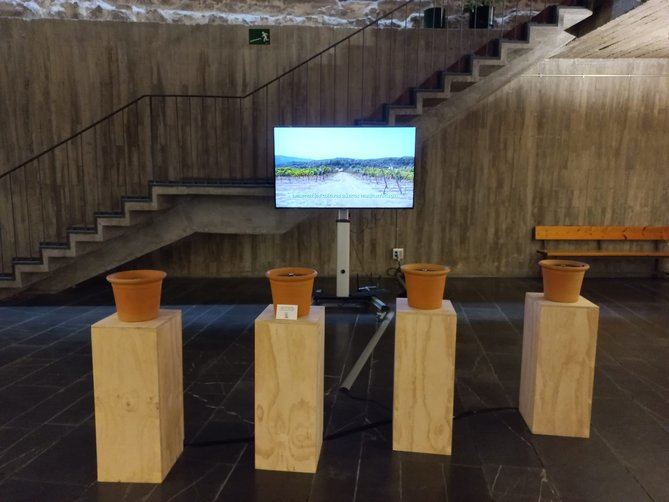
[457,306,513,408]
[350,434,365,502]
[0,315,97,370]
[8,472,91,488]
[187,358,254,442]
[46,392,94,427]
[596,364,669,416]
[0,302,85,334]
[9,327,91,352]
[613,365,669,395]
[212,444,249,501]
[591,428,657,501]
[161,460,227,502]
[323,314,360,438]
[492,302,522,336]
[0,425,79,481]
[0,356,91,392]
[0,427,33,457]
[439,463,452,500]
[181,304,233,332]
[183,317,256,395]
[4,374,93,428]
[183,304,252,350]
[630,282,669,303]
[591,289,665,332]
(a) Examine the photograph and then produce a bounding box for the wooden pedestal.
[393,298,457,455]
[519,293,599,438]
[254,305,325,473]
[91,310,184,483]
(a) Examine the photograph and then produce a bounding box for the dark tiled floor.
[0,277,668,501]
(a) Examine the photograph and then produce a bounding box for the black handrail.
[0,0,579,278]
[0,0,416,181]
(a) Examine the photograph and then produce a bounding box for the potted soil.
[539,260,590,303]
[106,269,167,322]
[266,267,318,318]
[465,0,498,29]
[401,263,450,310]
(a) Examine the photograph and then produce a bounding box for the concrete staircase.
[357,5,592,139]
[0,181,310,299]
[0,3,592,300]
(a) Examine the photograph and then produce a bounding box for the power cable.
[184,390,519,449]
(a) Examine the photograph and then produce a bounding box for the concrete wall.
[134,58,669,278]
[1,15,667,279]
[0,18,351,174]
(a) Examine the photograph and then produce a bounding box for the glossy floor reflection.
[0,277,667,501]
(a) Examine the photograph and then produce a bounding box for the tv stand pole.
[313,210,389,319]
[336,209,351,298]
[313,210,393,391]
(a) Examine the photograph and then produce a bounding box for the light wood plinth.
[519,293,599,438]
[393,298,457,455]
[91,310,184,483]
[254,305,325,473]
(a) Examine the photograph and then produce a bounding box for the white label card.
[276,304,298,320]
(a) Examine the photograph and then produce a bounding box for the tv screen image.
[274,127,416,209]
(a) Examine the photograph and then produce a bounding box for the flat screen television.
[274,127,416,209]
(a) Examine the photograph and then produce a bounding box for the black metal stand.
[313,285,389,321]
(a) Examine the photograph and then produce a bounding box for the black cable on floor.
[185,436,254,448]
[453,406,518,420]
[183,404,519,448]
[339,387,392,412]
[324,419,391,441]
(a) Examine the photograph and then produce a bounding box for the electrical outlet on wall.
[392,248,404,261]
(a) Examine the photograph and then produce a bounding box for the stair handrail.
[0,0,416,181]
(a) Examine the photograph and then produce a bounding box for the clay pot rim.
[266,267,318,282]
[106,269,167,285]
[401,263,451,276]
[539,260,590,272]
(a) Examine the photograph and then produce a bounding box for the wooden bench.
[535,226,669,259]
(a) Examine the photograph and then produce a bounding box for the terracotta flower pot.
[539,260,590,303]
[266,267,318,318]
[401,263,450,310]
[106,269,167,322]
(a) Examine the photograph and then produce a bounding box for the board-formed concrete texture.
[0,186,312,297]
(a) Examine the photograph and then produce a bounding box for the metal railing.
[0,0,575,275]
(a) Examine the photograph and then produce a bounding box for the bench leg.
[657,242,669,277]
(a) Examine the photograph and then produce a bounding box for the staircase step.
[12,257,42,265]
[476,39,502,58]
[355,2,578,127]
[354,120,389,127]
[473,55,504,64]
[442,71,474,78]
[415,86,447,95]
[40,242,70,250]
[94,211,124,218]
[68,226,97,234]
[501,38,530,46]
[450,81,477,92]
[161,178,274,187]
[421,97,448,109]
[0,273,20,289]
[121,195,152,202]
[387,105,421,118]
[394,116,417,124]
[532,4,558,24]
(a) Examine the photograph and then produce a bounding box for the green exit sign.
[249,29,270,45]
